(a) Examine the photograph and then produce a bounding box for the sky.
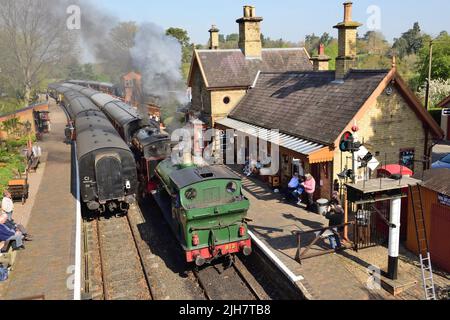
[92,0,450,44]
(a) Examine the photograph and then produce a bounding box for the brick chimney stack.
[334,2,362,81]
[209,25,220,50]
[310,43,331,71]
[236,5,263,59]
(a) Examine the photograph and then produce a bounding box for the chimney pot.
[244,5,251,18]
[319,43,325,55]
[344,2,353,22]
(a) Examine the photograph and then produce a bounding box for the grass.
[0,137,28,194]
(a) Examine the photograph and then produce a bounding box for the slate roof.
[193,48,313,89]
[420,169,450,196]
[228,70,390,146]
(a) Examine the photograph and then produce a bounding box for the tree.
[166,27,192,64]
[305,33,335,55]
[359,31,389,55]
[166,28,190,48]
[261,34,297,48]
[415,32,450,87]
[417,79,450,108]
[393,22,427,58]
[95,22,138,82]
[0,0,75,103]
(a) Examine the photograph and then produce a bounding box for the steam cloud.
[131,23,185,101]
[68,0,187,104]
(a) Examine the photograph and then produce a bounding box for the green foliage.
[261,34,297,48]
[414,32,450,90]
[393,22,428,58]
[66,62,109,82]
[0,138,28,193]
[218,33,239,49]
[0,98,25,116]
[325,40,338,70]
[166,27,193,64]
[305,32,334,55]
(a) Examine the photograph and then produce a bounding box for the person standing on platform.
[302,174,316,212]
[1,191,14,221]
[325,205,344,250]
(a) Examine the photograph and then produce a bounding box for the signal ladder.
[409,184,436,300]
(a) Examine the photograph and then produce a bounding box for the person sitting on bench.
[0,213,25,250]
[5,219,32,242]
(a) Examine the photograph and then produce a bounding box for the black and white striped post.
[388,198,402,280]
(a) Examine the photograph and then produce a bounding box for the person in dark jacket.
[325,204,344,250]
[0,213,25,250]
[5,219,32,242]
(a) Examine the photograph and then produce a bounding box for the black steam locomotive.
[49,83,138,213]
[60,82,171,198]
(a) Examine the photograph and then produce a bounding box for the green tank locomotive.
[154,159,252,266]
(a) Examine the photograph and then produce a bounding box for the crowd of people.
[0,191,33,253]
[242,161,346,252]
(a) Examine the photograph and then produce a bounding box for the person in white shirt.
[1,191,14,221]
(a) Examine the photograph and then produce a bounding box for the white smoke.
[131,23,186,102]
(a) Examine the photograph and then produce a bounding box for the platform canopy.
[216,117,334,163]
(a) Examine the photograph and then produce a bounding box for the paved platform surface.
[230,167,449,300]
[0,101,77,300]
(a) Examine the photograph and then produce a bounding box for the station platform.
[230,167,449,300]
[0,101,77,300]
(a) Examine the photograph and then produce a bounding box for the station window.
[223,96,231,105]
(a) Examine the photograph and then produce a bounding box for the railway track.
[82,207,153,300]
[192,256,270,301]
[82,199,294,300]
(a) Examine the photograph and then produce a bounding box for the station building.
[186,5,313,128]
[212,3,444,200]
[0,102,49,140]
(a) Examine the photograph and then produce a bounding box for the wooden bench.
[8,179,29,205]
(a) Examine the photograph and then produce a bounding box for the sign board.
[355,146,380,171]
[442,109,450,116]
[438,193,450,207]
